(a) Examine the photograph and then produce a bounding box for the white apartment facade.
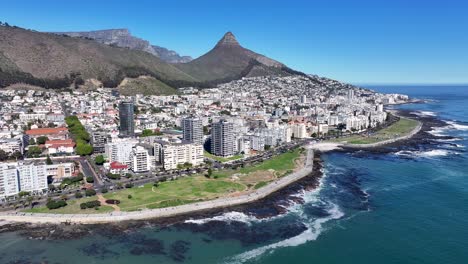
[154,140,204,170]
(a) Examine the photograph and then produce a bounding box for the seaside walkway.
[0,148,314,224]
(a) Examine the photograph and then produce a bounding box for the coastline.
[0,152,324,240]
[0,149,316,225]
[0,109,447,234]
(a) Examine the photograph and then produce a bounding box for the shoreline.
[0,109,446,231]
[0,149,316,225]
[0,153,324,240]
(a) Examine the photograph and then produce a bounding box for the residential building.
[211,120,235,157]
[182,117,204,145]
[105,140,137,166]
[130,145,151,173]
[154,140,204,170]
[91,131,108,153]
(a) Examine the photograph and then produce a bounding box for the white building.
[105,140,138,166]
[130,146,151,173]
[290,123,307,139]
[0,164,19,198]
[154,140,204,170]
[211,120,235,157]
[0,162,48,198]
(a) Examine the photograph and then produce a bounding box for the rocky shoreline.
[339,109,452,154]
[0,153,323,240]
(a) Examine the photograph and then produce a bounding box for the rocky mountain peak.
[216,32,240,47]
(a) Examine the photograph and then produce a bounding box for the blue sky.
[2,0,467,84]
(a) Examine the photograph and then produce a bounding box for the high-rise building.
[300,95,307,104]
[347,90,354,101]
[211,120,235,157]
[130,146,151,173]
[105,140,137,166]
[119,101,135,137]
[0,162,48,198]
[182,117,204,145]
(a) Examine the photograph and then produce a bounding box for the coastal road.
[0,148,315,224]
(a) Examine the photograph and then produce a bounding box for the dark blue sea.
[1,85,467,263]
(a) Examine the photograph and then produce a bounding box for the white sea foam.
[395,149,457,158]
[436,137,463,142]
[428,126,451,136]
[445,121,468,131]
[225,203,344,264]
[184,211,262,225]
[411,111,437,117]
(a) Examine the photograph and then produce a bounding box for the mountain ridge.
[54,28,193,63]
[0,25,307,92]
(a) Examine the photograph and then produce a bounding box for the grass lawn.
[24,197,114,214]
[102,177,246,211]
[24,148,304,214]
[332,117,420,145]
[204,151,244,162]
[212,148,302,179]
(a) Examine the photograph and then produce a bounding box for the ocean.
[1,85,467,264]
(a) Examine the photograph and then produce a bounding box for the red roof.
[45,139,75,148]
[26,127,68,136]
[110,161,128,169]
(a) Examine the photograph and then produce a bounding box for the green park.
[24,148,304,214]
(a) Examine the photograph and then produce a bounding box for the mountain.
[0,25,196,89]
[174,32,302,82]
[55,29,192,63]
[0,25,304,92]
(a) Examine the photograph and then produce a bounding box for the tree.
[46,199,67,210]
[29,138,36,145]
[26,196,34,207]
[128,194,133,199]
[75,192,83,198]
[86,176,94,183]
[85,189,96,197]
[36,136,49,145]
[0,149,7,161]
[220,110,231,116]
[46,155,53,165]
[94,155,105,165]
[27,146,42,158]
[207,168,213,178]
[141,129,154,137]
[76,142,93,156]
[10,151,22,160]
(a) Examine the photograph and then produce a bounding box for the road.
[0,148,315,224]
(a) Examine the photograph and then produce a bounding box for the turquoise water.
[1,86,467,263]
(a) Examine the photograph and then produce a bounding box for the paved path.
[0,149,315,224]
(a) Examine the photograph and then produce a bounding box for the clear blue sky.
[2,0,467,84]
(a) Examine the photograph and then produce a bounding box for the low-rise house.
[45,139,75,154]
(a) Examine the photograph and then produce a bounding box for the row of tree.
[65,116,93,156]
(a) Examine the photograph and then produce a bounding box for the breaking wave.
[395,149,458,158]
[184,212,262,225]
[225,203,344,264]
[445,121,468,131]
[411,111,437,117]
